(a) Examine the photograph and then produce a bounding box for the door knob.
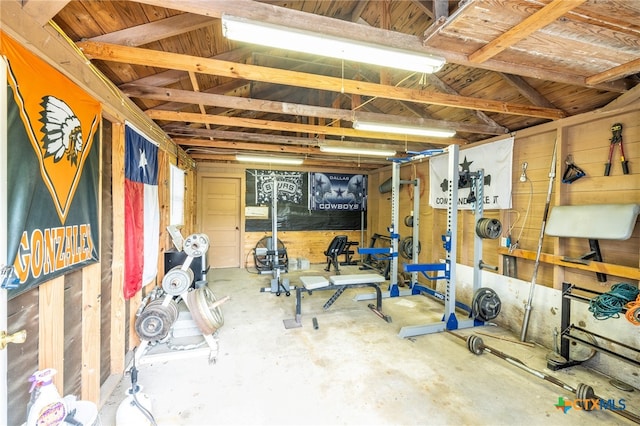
[0,329,27,350]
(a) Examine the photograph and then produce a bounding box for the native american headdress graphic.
[39,95,84,167]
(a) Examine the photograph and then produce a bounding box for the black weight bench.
[324,235,358,274]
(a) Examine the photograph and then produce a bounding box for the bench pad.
[329,273,386,285]
[545,203,639,240]
[300,276,330,290]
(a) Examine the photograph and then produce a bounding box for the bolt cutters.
[604,122,629,176]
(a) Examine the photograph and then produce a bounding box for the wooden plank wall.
[368,103,640,294]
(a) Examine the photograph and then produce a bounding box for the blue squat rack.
[357,144,490,338]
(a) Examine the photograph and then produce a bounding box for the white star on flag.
[138,148,148,175]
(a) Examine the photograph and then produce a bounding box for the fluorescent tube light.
[353,120,456,138]
[222,14,446,74]
[320,146,396,157]
[236,154,303,165]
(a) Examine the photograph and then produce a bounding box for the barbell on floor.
[451,333,640,422]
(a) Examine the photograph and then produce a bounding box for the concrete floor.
[99,265,639,425]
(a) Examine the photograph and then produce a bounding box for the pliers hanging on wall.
[604,123,629,176]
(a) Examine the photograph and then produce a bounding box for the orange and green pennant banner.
[2,31,101,298]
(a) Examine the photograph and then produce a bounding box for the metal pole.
[520,139,557,342]
[271,177,278,270]
[390,162,400,292]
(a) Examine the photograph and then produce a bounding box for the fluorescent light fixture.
[320,145,396,157]
[236,154,303,165]
[353,120,456,138]
[222,14,446,74]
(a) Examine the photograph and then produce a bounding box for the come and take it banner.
[429,137,514,210]
[2,31,101,299]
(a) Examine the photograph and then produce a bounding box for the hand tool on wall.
[561,155,586,184]
[604,123,629,176]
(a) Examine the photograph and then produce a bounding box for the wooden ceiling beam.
[176,138,397,166]
[130,0,628,92]
[586,57,640,85]
[188,152,382,170]
[175,138,315,154]
[145,80,252,112]
[468,0,588,64]
[498,73,564,112]
[146,109,465,145]
[86,13,215,46]
[350,0,369,22]
[123,83,508,135]
[77,41,565,119]
[422,74,507,131]
[165,127,429,152]
[411,1,434,20]
[165,127,318,144]
[21,0,70,26]
[601,81,640,111]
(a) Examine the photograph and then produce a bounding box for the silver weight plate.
[162,266,194,295]
[569,329,597,362]
[187,286,224,335]
[183,233,210,257]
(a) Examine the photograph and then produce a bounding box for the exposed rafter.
[467,0,587,64]
[145,109,467,145]
[77,41,566,120]
[121,84,509,135]
[129,0,628,92]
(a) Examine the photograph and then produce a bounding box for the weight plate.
[162,266,194,295]
[135,305,171,341]
[399,237,421,259]
[472,287,502,321]
[569,329,597,362]
[184,233,210,257]
[476,218,502,239]
[404,215,414,227]
[187,286,224,335]
[467,335,484,355]
[201,286,224,329]
[187,289,211,335]
[609,379,634,392]
[161,298,180,325]
[576,383,596,411]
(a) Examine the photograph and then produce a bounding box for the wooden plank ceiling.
[35,0,640,169]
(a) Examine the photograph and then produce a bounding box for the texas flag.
[124,124,160,299]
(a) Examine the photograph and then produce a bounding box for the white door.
[1,54,9,426]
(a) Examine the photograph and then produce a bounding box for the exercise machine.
[259,177,292,296]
